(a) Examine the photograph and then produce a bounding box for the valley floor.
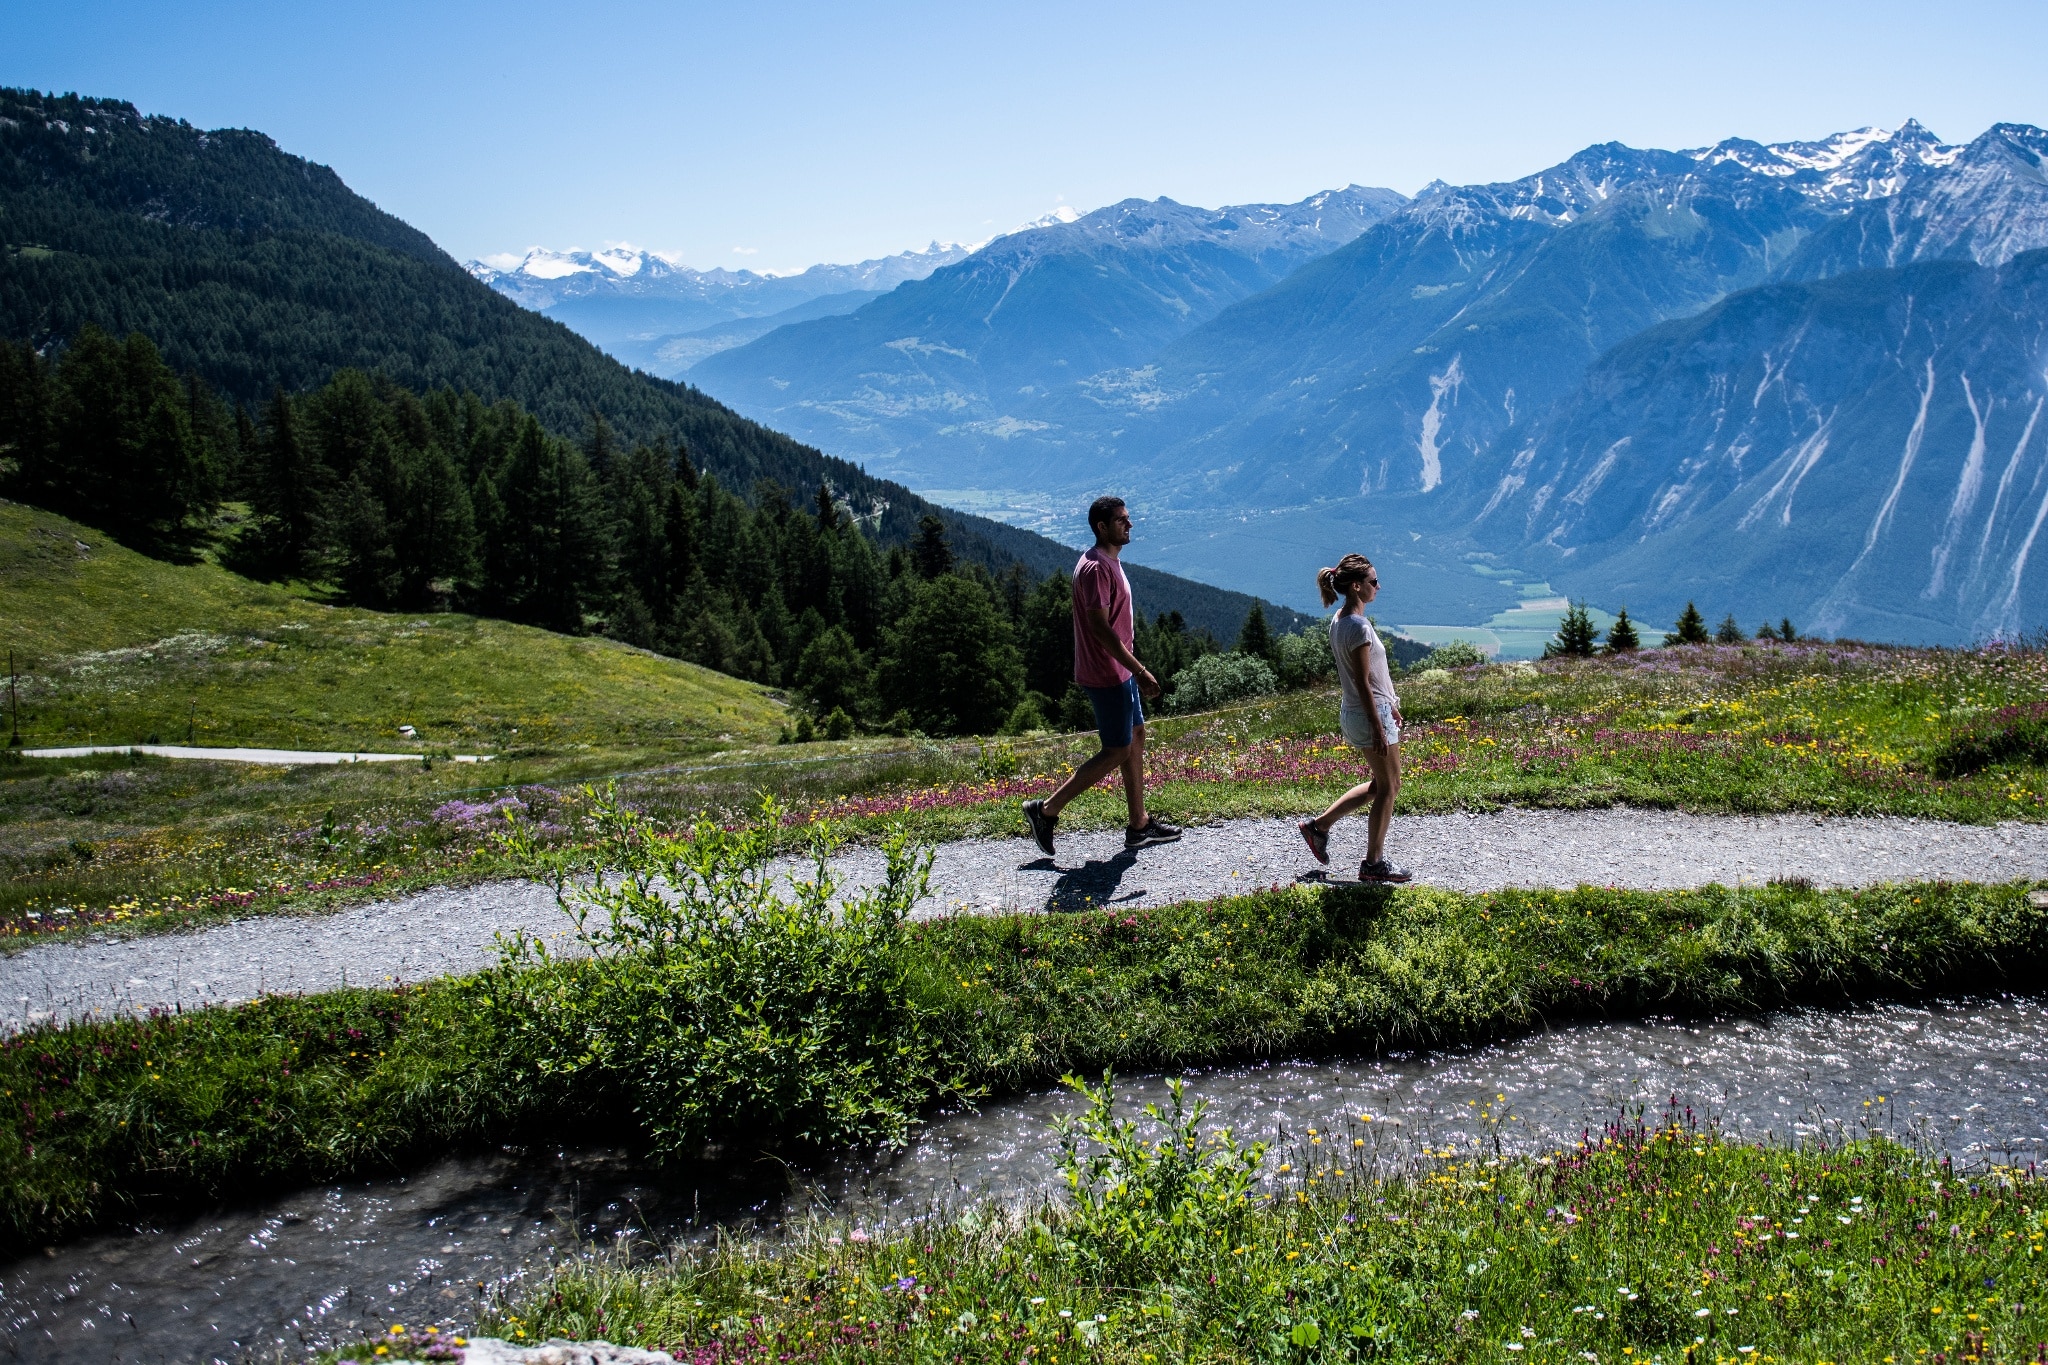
[9,807,2048,1031]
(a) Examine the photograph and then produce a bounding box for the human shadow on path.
[1018,849,1147,913]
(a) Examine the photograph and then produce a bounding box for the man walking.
[1022,496,1182,856]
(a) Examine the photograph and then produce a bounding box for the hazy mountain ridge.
[687,185,1406,480]
[465,241,974,368]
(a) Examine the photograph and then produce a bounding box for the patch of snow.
[1415,355,1465,493]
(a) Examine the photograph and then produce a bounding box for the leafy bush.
[1169,652,1279,712]
[1422,639,1487,670]
[1271,624,1334,688]
[1053,1073,1265,1290]
[488,790,955,1152]
[1000,692,1051,735]
[1930,701,2048,777]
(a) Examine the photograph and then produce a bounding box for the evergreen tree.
[1604,607,1641,653]
[1780,617,1798,642]
[1543,600,1601,658]
[795,624,872,719]
[1019,571,1075,700]
[1664,602,1710,645]
[877,575,1023,735]
[911,513,954,579]
[813,481,840,532]
[1236,602,1275,661]
[1755,622,1778,641]
[245,388,330,580]
[583,411,616,479]
[1714,613,1746,644]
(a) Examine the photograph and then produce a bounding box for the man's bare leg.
[1043,742,1132,820]
[1120,722,1149,829]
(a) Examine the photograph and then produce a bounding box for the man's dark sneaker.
[1298,818,1330,865]
[1022,799,1057,856]
[1125,816,1183,850]
[1359,858,1413,884]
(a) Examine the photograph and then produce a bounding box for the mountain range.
[466,241,972,374]
[674,122,2048,642]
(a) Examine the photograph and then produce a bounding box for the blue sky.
[9,0,2047,272]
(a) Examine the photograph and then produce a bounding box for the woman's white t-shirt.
[1330,612,1399,716]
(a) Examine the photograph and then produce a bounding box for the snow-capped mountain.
[464,240,976,368]
[682,122,2048,641]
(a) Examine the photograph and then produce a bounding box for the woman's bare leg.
[1313,778,1376,831]
[1364,745,1402,864]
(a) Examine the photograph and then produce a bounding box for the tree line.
[2,327,1350,735]
[1543,600,1802,657]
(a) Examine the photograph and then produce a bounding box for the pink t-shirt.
[1071,547,1133,688]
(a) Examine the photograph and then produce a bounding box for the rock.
[457,1339,676,1365]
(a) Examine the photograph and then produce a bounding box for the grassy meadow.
[0,499,788,937]
[9,543,2048,941]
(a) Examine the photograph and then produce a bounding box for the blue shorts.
[1083,677,1146,749]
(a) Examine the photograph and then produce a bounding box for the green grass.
[0,499,783,753]
[0,499,794,939]
[6,875,2043,1245]
[440,1121,2047,1365]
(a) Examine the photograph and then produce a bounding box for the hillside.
[0,87,1304,639]
[0,501,783,751]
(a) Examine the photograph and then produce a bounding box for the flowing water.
[5,995,2045,1364]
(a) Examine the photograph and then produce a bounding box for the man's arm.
[1083,604,1160,698]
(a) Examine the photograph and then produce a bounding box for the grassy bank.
[6,863,2043,1245]
[436,1112,2048,1365]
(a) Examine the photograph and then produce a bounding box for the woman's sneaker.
[1359,858,1412,883]
[1125,816,1183,849]
[1298,819,1329,865]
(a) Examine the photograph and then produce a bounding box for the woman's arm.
[1349,642,1387,752]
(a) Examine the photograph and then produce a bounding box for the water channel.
[5,995,2044,1364]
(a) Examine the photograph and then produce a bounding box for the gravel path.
[8,810,2048,1031]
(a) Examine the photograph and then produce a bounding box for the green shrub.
[1931,701,2048,777]
[822,706,854,740]
[1422,639,1487,669]
[488,791,956,1152]
[999,692,1050,735]
[1169,652,1279,712]
[1272,625,1334,688]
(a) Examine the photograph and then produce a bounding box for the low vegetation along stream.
[3,794,2047,1362]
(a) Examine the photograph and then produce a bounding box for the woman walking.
[1298,553,1411,882]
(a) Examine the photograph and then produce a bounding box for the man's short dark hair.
[1087,496,1127,533]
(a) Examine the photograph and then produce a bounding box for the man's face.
[1098,506,1133,546]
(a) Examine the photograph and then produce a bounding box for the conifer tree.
[1237,602,1275,661]
[814,481,840,532]
[1780,617,1798,642]
[1755,622,1778,641]
[246,388,330,580]
[1715,613,1746,644]
[911,513,954,579]
[1544,600,1600,657]
[1664,602,1710,645]
[1605,607,1641,652]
